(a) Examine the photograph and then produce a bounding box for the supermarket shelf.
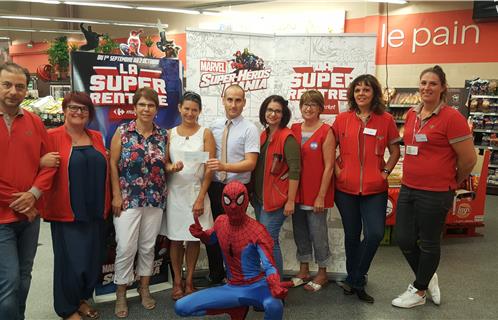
[489,163,498,169]
[474,129,498,133]
[486,184,498,195]
[471,95,498,99]
[395,119,405,124]
[476,145,498,150]
[470,112,498,116]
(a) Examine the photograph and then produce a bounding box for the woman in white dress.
[162,91,216,300]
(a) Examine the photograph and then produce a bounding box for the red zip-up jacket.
[42,126,110,222]
[260,128,294,212]
[332,111,399,195]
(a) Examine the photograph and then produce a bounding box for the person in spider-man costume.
[175,180,291,320]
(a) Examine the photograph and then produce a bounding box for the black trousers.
[206,182,227,282]
[395,185,454,290]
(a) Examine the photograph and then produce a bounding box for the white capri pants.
[113,207,163,285]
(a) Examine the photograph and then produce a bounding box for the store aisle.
[27,196,498,320]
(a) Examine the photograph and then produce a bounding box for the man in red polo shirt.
[0,62,55,319]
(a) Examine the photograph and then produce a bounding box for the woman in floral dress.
[110,87,173,318]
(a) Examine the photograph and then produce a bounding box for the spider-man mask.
[222,181,249,226]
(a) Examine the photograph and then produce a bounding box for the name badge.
[406,145,419,155]
[415,134,428,142]
[363,128,377,136]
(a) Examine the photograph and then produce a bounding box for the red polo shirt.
[402,104,472,191]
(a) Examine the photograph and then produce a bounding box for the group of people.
[0,61,477,320]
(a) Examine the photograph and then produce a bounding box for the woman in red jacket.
[41,92,110,320]
[252,95,300,279]
[332,74,400,303]
[290,90,335,292]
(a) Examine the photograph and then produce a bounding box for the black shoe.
[356,288,374,303]
[342,283,355,295]
[343,287,355,295]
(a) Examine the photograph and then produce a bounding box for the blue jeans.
[0,217,40,320]
[396,185,453,290]
[292,207,331,267]
[335,190,387,289]
[258,204,287,279]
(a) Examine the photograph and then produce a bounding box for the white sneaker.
[428,273,441,305]
[392,284,426,308]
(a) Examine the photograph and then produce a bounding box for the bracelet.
[382,168,391,174]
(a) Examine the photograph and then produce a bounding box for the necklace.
[71,132,86,146]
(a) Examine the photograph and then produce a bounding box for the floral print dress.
[118,120,167,209]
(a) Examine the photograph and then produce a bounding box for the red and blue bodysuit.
[175,181,289,320]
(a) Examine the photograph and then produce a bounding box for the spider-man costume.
[175,181,290,320]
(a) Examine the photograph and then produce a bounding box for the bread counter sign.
[289,65,355,115]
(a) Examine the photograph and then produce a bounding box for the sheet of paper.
[183,151,209,163]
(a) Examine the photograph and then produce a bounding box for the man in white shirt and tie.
[205,84,260,285]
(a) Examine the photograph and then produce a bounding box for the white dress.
[161,126,213,241]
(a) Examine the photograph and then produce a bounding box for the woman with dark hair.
[290,90,335,292]
[160,91,216,300]
[332,74,400,303]
[252,94,300,279]
[110,87,169,317]
[41,91,110,319]
[392,66,476,308]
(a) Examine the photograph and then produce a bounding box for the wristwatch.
[382,168,391,175]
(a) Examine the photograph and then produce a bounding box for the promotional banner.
[71,52,182,300]
[186,29,376,127]
[187,29,376,276]
[71,51,183,146]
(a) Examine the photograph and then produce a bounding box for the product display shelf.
[467,79,498,195]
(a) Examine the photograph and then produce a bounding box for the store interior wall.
[1,1,497,89]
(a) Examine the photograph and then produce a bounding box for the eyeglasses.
[136,103,157,109]
[67,105,90,113]
[302,103,320,109]
[1,81,27,92]
[266,108,283,115]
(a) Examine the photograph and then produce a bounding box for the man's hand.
[189,215,209,243]
[266,273,289,299]
[206,159,224,172]
[40,152,61,168]
[10,192,36,213]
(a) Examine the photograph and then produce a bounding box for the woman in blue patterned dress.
[110,87,170,318]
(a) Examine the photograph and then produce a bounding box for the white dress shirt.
[209,115,260,184]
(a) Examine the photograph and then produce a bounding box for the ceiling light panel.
[63,1,134,9]
[0,15,51,21]
[136,6,200,15]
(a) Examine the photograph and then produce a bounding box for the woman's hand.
[283,200,295,216]
[40,152,60,168]
[313,195,325,213]
[381,171,389,180]
[112,194,123,217]
[192,197,204,217]
[168,161,184,173]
